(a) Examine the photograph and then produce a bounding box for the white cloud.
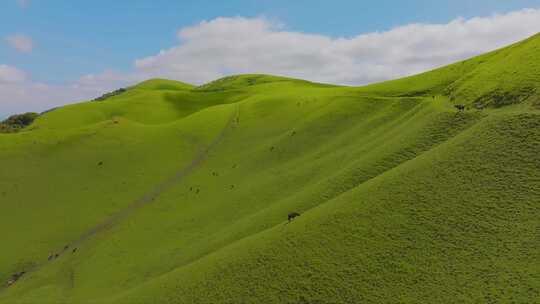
[16,0,30,9]
[2,8,540,116]
[6,34,34,53]
[1,82,105,117]
[0,68,137,116]
[134,9,540,85]
[0,65,28,83]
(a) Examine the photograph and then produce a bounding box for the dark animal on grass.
[64,245,69,250]
[72,248,77,253]
[97,161,103,166]
[54,254,59,258]
[455,104,466,111]
[288,212,301,222]
[7,271,25,286]
[48,254,53,261]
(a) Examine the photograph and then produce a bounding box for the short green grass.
[0,34,539,303]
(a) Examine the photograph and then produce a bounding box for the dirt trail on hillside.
[1,105,240,290]
[71,105,239,247]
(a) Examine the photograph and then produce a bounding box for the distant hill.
[0,112,39,133]
[0,33,538,304]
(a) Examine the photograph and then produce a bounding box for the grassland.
[0,34,539,303]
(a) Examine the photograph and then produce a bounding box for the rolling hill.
[0,33,539,303]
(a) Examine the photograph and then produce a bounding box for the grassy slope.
[361,33,540,107]
[0,35,539,303]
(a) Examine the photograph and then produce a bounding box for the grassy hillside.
[362,33,540,108]
[0,34,539,303]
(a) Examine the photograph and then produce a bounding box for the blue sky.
[2,0,540,83]
[1,0,540,115]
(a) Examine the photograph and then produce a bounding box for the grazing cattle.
[288,212,301,222]
[455,104,466,111]
[72,248,77,253]
[64,245,69,250]
[97,161,103,166]
[54,254,59,259]
[7,271,25,286]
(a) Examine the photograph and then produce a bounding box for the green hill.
[362,33,540,108]
[0,34,538,304]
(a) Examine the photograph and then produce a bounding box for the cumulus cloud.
[2,8,540,116]
[0,68,137,116]
[6,34,34,53]
[0,65,28,83]
[1,82,111,117]
[16,0,30,9]
[134,9,540,85]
